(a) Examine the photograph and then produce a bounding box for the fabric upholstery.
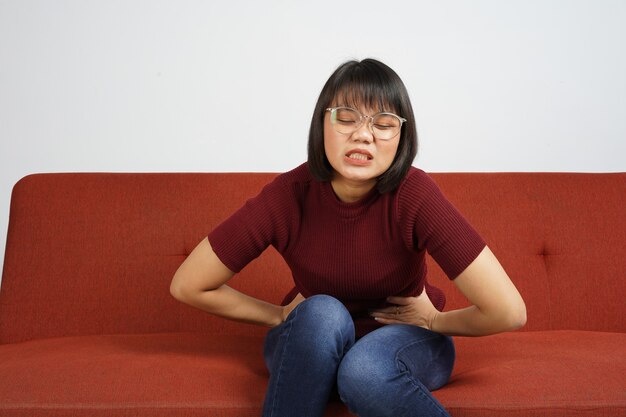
[0,172,624,416]
[0,332,623,417]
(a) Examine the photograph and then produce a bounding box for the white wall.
[1,0,625,279]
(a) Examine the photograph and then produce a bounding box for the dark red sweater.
[209,163,486,336]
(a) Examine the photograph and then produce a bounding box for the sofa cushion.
[436,330,626,417]
[0,333,268,417]
[0,330,624,417]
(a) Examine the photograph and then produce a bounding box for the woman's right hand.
[280,293,305,324]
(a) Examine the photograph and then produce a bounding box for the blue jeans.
[262,295,455,417]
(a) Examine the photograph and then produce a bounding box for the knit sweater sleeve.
[207,173,296,273]
[397,169,486,280]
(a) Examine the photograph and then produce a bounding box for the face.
[324,103,401,194]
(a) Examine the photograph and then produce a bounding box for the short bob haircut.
[307,58,418,194]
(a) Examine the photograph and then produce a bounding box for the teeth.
[349,153,369,161]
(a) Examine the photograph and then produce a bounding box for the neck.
[330,178,376,203]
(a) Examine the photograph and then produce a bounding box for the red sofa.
[0,171,624,417]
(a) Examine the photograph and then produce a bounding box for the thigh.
[352,324,455,391]
[337,325,454,417]
[262,295,356,417]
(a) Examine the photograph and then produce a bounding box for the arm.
[371,246,526,336]
[430,246,526,336]
[170,237,303,328]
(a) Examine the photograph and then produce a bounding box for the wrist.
[269,305,285,328]
[429,310,440,332]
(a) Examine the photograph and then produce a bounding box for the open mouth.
[346,150,373,161]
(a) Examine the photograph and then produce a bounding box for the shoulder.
[396,166,443,204]
[274,162,315,186]
[266,162,315,197]
[394,166,453,225]
[254,162,316,207]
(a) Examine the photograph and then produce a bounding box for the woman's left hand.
[370,290,439,331]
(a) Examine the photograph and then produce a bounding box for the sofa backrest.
[425,172,625,334]
[1,172,624,344]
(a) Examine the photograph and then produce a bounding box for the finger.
[370,311,390,320]
[370,310,403,321]
[373,316,406,325]
[372,303,406,315]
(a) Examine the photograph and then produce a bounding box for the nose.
[351,117,374,143]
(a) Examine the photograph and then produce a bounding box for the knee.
[337,339,393,413]
[289,295,355,348]
[338,326,401,387]
[295,294,348,318]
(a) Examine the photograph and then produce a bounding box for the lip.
[344,148,373,166]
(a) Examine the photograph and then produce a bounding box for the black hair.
[307,58,418,193]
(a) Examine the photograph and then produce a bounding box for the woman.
[170,58,526,417]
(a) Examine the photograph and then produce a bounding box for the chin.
[338,169,380,183]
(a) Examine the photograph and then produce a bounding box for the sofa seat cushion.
[0,333,269,417]
[435,330,626,417]
[0,331,624,417]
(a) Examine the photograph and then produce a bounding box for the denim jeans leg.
[337,324,455,417]
[262,295,356,417]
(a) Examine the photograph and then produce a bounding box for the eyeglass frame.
[325,106,407,140]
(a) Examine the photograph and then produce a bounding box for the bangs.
[333,86,395,114]
[329,65,402,115]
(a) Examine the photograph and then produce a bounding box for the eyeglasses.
[325,107,406,141]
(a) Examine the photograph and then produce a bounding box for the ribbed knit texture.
[209,163,486,336]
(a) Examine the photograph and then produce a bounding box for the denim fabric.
[262,295,454,417]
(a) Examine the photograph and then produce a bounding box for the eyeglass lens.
[331,108,402,140]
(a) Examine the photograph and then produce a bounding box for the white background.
[1,0,625,279]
